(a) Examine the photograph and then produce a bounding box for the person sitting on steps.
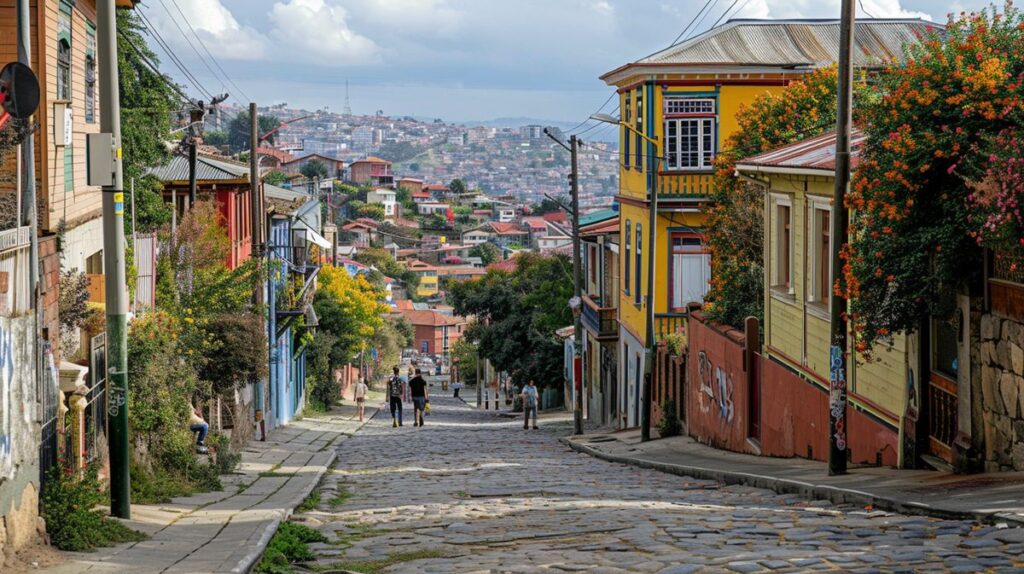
[190,402,209,454]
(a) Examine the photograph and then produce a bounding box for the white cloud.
[149,0,267,60]
[269,0,381,65]
[346,0,466,38]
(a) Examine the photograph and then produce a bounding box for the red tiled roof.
[394,299,415,311]
[350,156,391,166]
[486,257,518,273]
[412,191,431,198]
[521,217,548,230]
[581,218,619,236]
[401,309,466,327]
[257,146,295,163]
[488,222,527,235]
[353,217,381,228]
[737,128,866,173]
[543,212,568,223]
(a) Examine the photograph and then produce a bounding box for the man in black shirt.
[408,368,429,427]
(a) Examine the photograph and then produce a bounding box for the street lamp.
[590,112,660,442]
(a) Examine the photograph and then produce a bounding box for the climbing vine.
[844,4,1024,351]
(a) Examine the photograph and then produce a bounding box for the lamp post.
[591,112,660,442]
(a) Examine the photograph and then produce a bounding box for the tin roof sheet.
[146,153,249,182]
[736,128,866,173]
[642,19,934,66]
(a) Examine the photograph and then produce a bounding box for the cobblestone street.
[290,395,1024,573]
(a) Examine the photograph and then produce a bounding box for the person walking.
[388,366,405,427]
[353,377,368,422]
[408,368,429,427]
[521,379,539,430]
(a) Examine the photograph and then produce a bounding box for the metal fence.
[38,342,61,492]
[84,333,108,464]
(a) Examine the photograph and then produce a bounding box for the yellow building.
[407,259,439,298]
[599,18,931,428]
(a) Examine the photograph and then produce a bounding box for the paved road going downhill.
[291,394,1024,573]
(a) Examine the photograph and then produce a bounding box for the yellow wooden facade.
[746,169,915,445]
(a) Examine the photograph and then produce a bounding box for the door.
[927,310,961,464]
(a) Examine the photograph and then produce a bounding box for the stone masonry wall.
[978,313,1024,471]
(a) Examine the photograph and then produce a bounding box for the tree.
[265,171,288,186]
[227,110,280,153]
[448,253,573,387]
[532,196,567,215]
[313,265,389,369]
[705,65,860,328]
[844,5,1024,352]
[450,337,479,385]
[117,9,174,232]
[470,242,501,265]
[203,130,227,147]
[449,178,467,195]
[300,158,329,180]
[353,203,386,221]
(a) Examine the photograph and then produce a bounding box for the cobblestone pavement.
[292,395,1024,573]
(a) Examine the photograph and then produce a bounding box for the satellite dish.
[0,62,40,119]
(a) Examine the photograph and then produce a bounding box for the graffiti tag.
[829,345,847,452]
[108,386,127,418]
[696,351,735,424]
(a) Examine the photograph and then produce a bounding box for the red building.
[148,154,254,269]
[281,153,345,179]
[348,157,394,187]
[401,309,467,356]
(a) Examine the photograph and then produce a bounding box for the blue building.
[265,185,330,427]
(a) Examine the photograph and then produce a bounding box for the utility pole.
[16,0,37,313]
[569,135,584,436]
[188,106,200,208]
[249,102,262,299]
[829,0,855,476]
[98,0,130,518]
[544,129,585,434]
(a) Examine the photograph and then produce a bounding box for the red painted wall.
[216,189,252,270]
[686,314,899,465]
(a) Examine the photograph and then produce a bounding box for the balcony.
[581,296,617,341]
[655,312,688,340]
[657,172,713,200]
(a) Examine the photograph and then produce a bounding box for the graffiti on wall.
[829,345,847,452]
[696,351,734,424]
[0,322,17,478]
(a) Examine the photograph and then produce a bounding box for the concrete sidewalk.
[45,398,384,574]
[563,429,1024,527]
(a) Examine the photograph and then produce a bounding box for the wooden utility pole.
[569,135,584,435]
[829,0,855,476]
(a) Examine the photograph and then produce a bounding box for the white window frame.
[664,97,717,171]
[771,193,795,295]
[808,197,833,305]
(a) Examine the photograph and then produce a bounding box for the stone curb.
[560,437,1024,528]
[233,406,383,573]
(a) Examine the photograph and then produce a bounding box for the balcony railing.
[657,172,713,200]
[655,312,688,340]
[581,296,617,340]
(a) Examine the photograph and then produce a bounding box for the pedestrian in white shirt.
[353,378,369,422]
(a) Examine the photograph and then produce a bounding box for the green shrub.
[657,400,683,438]
[42,464,147,551]
[210,433,241,475]
[255,522,328,573]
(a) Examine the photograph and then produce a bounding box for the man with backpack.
[388,366,405,427]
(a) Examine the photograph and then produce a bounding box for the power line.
[152,0,227,97]
[669,0,718,47]
[710,0,747,31]
[135,8,214,101]
[858,0,876,18]
[687,0,721,42]
[118,27,196,106]
[161,0,252,103]
[565,91,617,135]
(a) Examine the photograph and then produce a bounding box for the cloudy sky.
[140,0,994,125]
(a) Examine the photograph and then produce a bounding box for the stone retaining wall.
[978,313,1024,471]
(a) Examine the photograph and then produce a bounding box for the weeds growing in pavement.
[315,549,448,573]
[254,521,328,573]
[329,486,352,509]
[42,464,148,552]
[297,491,321,512]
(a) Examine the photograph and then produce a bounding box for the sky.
[140,0,996,126]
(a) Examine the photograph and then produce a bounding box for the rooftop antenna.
[344,80,352,117]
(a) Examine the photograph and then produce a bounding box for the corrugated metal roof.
[633,19,935,68]
[146,154,250,182]
[265,184,310,215]
[736,128,866,173]
[579,208,618,228]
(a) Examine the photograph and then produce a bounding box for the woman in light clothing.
[353,378,369,422]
